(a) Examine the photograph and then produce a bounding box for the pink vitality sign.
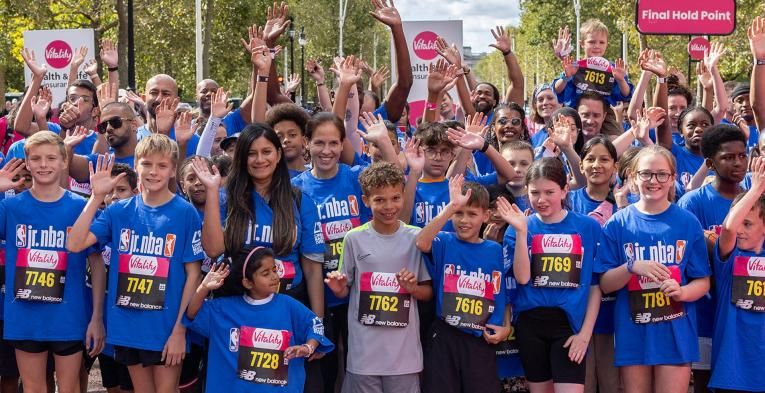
[636,0,736,35]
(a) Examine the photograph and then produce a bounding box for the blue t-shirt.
[184,294,333,393]
[678,183,732,339]
[708,244,765,391]
[473,151,496,177]
[222,108,247,137]
[567,188,618,334]
[496,272,523,378]
[412,178,452,231]
[5,130,96,163]
[552,64,634,107]
[721,118,759,150]
[503,212,601,332]
[136,125,199,159]
[670,143,705,200]
[594,204,711,366]
[86,153,135,169]
[530,127,549,149]
[426,232,506,337]
[292,165,370,307]
[466,171,498,187]
[220,189,325,291]
[0,191,93,341]
[90,194,204,351]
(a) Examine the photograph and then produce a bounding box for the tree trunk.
[202,0,214,79]
[639,34,651,104]
[0,61,6,111]
[117,0,129,88]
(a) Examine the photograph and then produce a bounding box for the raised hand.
[489,26,512,54]
[358,112,388,144]
[64,126,89,149]
[97,82,118,111]
[550,115,575,149]
[703,41,726,71]
[124,90,145,110]
[696,61,713,90]
[83,59,98,77]
[241,24,267,54]
[667,66,687,86]
[369,0,402,27]
[306,59,325,84]
[639,50,667,78]
[644,107,666,129]
[370,66,390,91]
[495,196,527,232]
[154,97,179,134]
[448,174,471,210]
[285,74,301,93]
[396,268,418,294]
[174,111,194,146]
[99,39,119,68]
[200,263,230,290]
[552,26,572,59]
[330,55,362,86]
[211,89,230,118]
[190,156,222,190]
[464,113,488,135]
[0,159,27,192]
[71,46,88,70]
[630,109,652,143]
[749,16,765,61]
[435,37,462,67]
[58,103,81,129]
[404,137,425,174]
[427,59,458,94]
[31,87,52,121]
[89,154,126,199]
[749,156,765,192]
[613,58,626,81]
[561,56,577,78]
[263,1,291,46]
[21,49,47,79]
[250,43,275,74]
[324,271,349,294]
[446,127,485,151]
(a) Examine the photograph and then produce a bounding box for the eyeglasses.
[636,171,672,183]
[497,117,522,127]
[97,117,132,134]
[67,94,93,104]
[423,148,453,160]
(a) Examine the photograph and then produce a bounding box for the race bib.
[237,327,290,386]
[275,259,296,293]
[495,324,519,357]
[441,273,496,330]
[530,234,583,288]
[731,256,765,312]
[116,254,169,310]
[14,248,67,302]
[573,57,615,96]
[358,272,411,327]
[321,218,359,271]
[628,265,684,324]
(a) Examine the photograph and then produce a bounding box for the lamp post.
[127,0,135,89]
[289,23,295,77]
[299,27,307,107]
[574,0,581,59]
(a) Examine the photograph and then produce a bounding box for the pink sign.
[687,37,710,60]
[636,0,736,36]
[412,31,439,61]
[44,40,73,69]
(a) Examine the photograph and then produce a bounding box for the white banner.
[23,29,95,107]
[392,20,462,126]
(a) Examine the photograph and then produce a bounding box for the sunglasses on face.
[497,117,522,127]
[97,117,131,134]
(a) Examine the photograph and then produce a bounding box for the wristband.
[479,139,490,153]
[107,66,119,72]
[302,343,315,357]
[757,59,765,66]
[501,49,512,57]
[425,102,438,111]
[656,77,666,84]
[626,259,635,273]
[256,75,269,83]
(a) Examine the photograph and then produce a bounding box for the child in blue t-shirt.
[405,123,454,230]
[708,156,765,392]
[0,132,105,393]
[596,145,711,391]
[67,134,204,393]
[500,157,602,390]
[185,247,333,393]
[415,175,509,393]
[666,107,714,199]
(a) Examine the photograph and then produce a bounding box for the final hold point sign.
[636,0,736,36]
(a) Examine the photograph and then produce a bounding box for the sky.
[397,0,522,54]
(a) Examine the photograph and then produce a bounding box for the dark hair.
[526,158,569,209]
[576,91,607,114]
[701,124,748,159]
[486,184,515,207]
[306,112,345,141]
[211,154,233,178]
[111,163,137,190]
[501,140,534,158]
[415,122,454,149]
[476,82,500,107]
[359,161,405,196]
[69,80,99,108]
[265,103,310,135]
[490,103,530,144]
[550,107,585,156]
[668,85,693,107]
[225,123,298,256]
[441,119,464,130]
[582,135,617,162]
[363,90,381,109]
[179,155,211,180]
[677,106,713,133]
[220,247,276,296]
[463,181,490,210]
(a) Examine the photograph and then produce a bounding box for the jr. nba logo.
[15,225,26,248]
[444,264,455,275]
[119,229,130,252]
[623,243,635,263]
[415,202,425,223]
[348,195,359,217]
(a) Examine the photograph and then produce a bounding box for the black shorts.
[0,322,17,377]
[423,319,501,393]
[8,339,83,357]
[114,345,164,367]
[98,354,133,390]
[516,307,586,384]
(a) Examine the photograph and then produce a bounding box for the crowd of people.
[0,1,765,393]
